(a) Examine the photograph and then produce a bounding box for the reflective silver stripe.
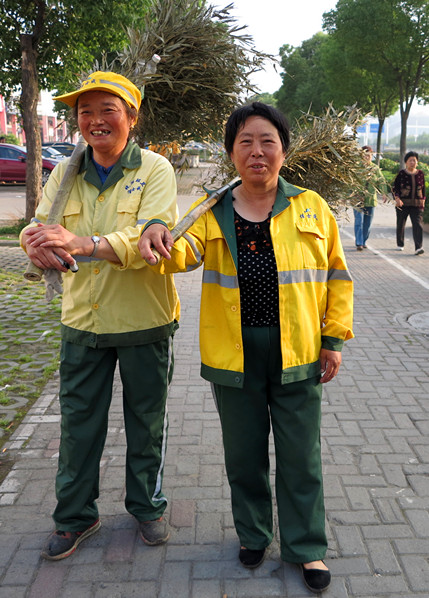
[203,269,239,288]
[99,78,138,108]
[152,404,169,504]
[137,218,149,225]
[278,268,352,284]
[30,217,41,223]
[329,268,353,282]
[278,269,328,285]
[152,336,173,505]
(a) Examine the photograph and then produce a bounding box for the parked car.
[42,142,76,156]
[0,143,58,185]
[42,146,67,161]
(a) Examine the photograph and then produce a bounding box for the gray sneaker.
[41,519,101,560]
[138,517,170,545]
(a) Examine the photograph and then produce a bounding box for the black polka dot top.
[234,209,280,326]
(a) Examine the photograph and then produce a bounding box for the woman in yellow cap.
[20,72,179,559]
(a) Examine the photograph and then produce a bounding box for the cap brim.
[54,90,82,107]
[54,85,138,108]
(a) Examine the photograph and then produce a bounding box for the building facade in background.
[0,90,76,144]
[357,105,429,153]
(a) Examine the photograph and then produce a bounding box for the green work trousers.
[212,326,327,563]
[53,338,174,531]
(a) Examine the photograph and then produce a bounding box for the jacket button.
[94,268,100,275]
[235,343,241,350]
[92,303,99,310]
[98,195,104,202]
[234,376,241,383]
[231,305,237,312]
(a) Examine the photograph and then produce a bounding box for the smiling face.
[230,116,286,189]
[77,90,135,165]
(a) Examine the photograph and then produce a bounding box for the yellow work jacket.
[157,177,354,387]
[21,141,180,347]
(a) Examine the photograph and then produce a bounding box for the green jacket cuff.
[321,335,344,352]
[142,219,168,234]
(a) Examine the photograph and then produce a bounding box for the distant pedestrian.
[353,146,388,251]
[393,151,426,255]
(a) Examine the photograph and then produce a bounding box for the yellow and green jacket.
[21,141,180,347]
[156,177,354,387]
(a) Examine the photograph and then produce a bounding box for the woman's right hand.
[138,223,173,265]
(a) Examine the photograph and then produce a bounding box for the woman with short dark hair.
[393,151,426,254]
[139,102,354,593]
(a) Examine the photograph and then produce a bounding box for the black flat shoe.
[299,563,331,593]
[239,547,266,569]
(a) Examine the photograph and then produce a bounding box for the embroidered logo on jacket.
[125,179,146,193]
[300,208,318,220]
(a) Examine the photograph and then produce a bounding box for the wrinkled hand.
[24,224,76,271]
[138,223,173,265]
[320,348,342,383]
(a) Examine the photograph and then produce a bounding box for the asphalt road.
[0,185,26,222]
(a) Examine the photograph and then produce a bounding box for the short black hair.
[404,151,419,162]
[224,102,290,156]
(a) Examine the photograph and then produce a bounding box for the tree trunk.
[21,33,42,222]
[375,117,385,165]
[399,103,411,169]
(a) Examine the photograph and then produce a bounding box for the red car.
[0,143,59,185]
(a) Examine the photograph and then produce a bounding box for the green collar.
[204,176,303,208]
[272,177,304,215]
[210,176,304,268]
[79,140,142,192]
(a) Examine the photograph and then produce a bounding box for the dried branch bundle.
[94,0,274,144]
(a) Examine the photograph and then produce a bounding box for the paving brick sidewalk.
[1,204,429,597]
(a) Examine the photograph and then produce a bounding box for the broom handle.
[148,176,240,264]
[24,135,87,281]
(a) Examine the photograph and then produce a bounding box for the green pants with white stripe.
[213,326,327,563]
[53,338,174,531]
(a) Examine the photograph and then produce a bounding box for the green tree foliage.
[0,0,149,96]
[275,33,331,123]
[320,34,398,163]
[0,0,150,220]
[246,92,278,108]
[388,132,429,151]
[323,0,429,164]
[0,132,21,145]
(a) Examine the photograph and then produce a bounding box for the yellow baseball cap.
[54,71,142,110]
